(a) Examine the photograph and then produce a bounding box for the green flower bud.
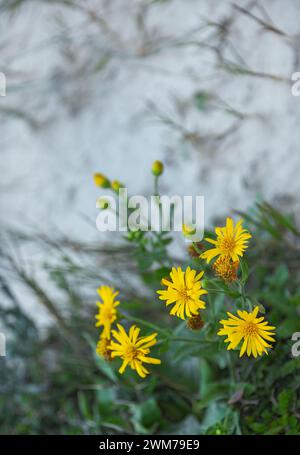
[111,180,124,192]
[151,160,164,177]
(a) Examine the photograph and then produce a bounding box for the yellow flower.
[157,266,207,320]
[201,218,251,263]
[218,306,276,358]
[93,173,111,188]
[96,335,113,361]
[151,160,164,176]
[109,324,161,378]
[212,256,239,283]
[95,286,120,339]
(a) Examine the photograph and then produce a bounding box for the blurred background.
[0,0,300,435]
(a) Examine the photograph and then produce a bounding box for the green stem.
[154,175,159,197]
[204,288,234,295]
[118,311,169,336]
[170,337,217,344]
[237,280,247,309]
[192,242,202,255]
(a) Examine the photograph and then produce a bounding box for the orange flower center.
[243,321,258,337]
[101,307,114,322]
[125,345,140,361]
[178,288,189,302]
[221,236,236,254]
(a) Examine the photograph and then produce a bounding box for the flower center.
[178,288,189,302]
[242,321,258,337]
[221,236,236,254]
[125,345,140,361]
[101,307,114,322]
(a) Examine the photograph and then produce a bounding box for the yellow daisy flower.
[201,217,251,263]
[157,266,207,320]
[218,306,276,358]
[109,324,161,378]
[95,286,120,339]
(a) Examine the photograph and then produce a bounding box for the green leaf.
[130,398,162,433]
[78,392,92,420]
[278,390,295,416]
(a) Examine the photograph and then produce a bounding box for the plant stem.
[154,175,159,197]
[119,311,169,336]
[192,242,202,255]
[170,337,217,344]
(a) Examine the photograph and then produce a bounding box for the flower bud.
[187,314,204,330]
[93,173,110,188]
[152,160,164,177]
[111,180,124,192]
[212,257,239,283]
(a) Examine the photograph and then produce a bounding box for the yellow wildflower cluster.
[93,165,276,373]
[201,218,252,263]
[95,286,161,378]
[157,217,276,358]
[205,218,275,357]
